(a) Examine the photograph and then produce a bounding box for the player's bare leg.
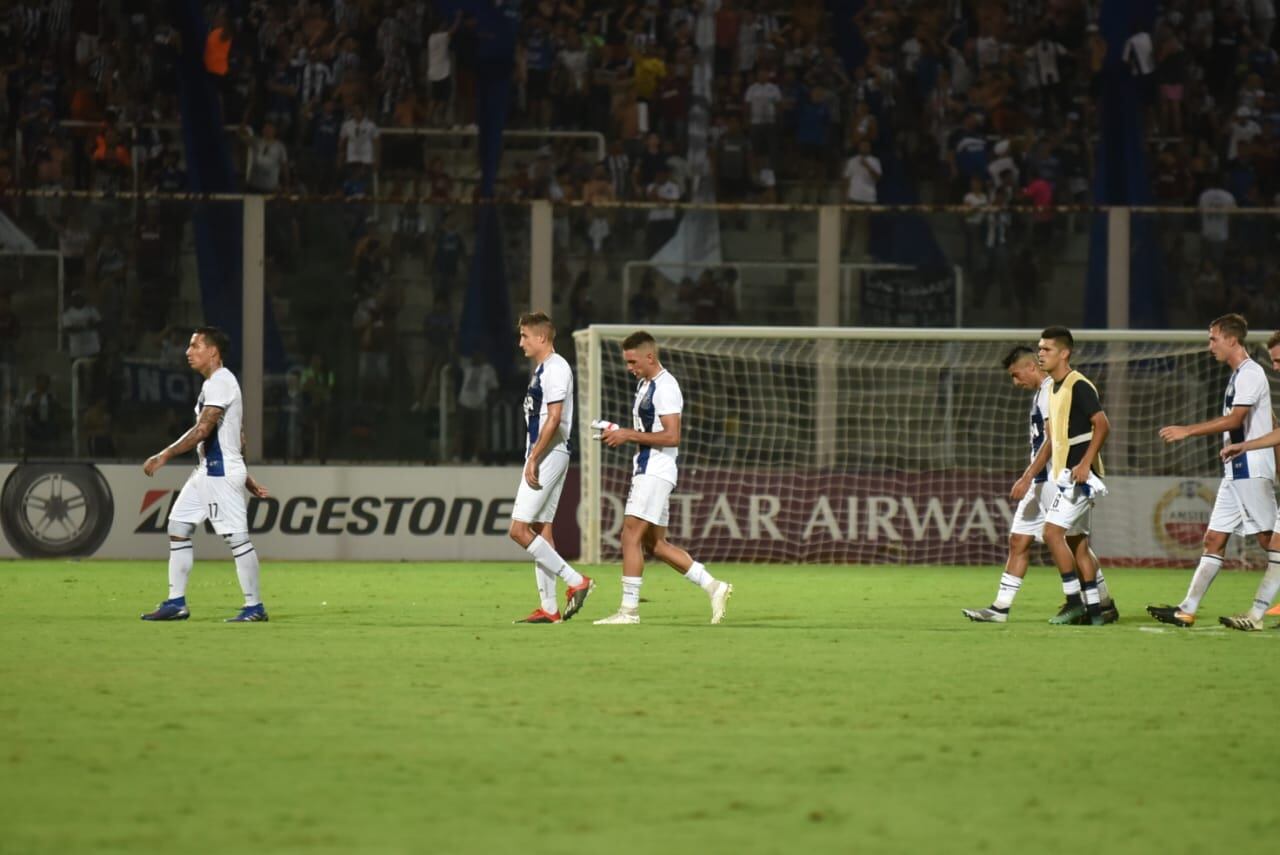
[595,516,648,624]
[647,527,733,624]
[964,532,1034,623]
[1044,522,1094,624]
[1149,529,1232,628]
[1071,535,1118,623]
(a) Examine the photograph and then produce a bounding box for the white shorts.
[624,473,674,527]
[1009,481,1050,540]
[1208,477,1276,537]
[1044,482,1094,536]
[510,451,570,524]
[170,466,248,535]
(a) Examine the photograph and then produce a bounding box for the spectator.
[456,350,498,463]
[844,139,882,205]
[299,352,335,460]
[352,282,399,404]
[1022,173,1055,245]
[631,132,666,196]
[430,209,466,298]
[427,12,460,127]
[644,163,681,256]
[0,292,19,377]
[414,294,454,414]
[713,114,753,202]
[303,99,343,191]
[1198,178,1237,265]
[242,121,289,193]
[22,373,61,455]
[743,67,782,167]
[962,175,990,280]
[683,270,736,325]
[338,103,378,171]
[629,274,660,324]
[82,395,115,457]
[569,272,594,333]
[61,289,101,361]
[582,163,616,254]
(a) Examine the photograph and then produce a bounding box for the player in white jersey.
[1214,329,1280,630]
[593,331,733,625]
[140,327,270,622]
[507,312,594,623]
[1149,314,1276,628]
[963,346,1115,624]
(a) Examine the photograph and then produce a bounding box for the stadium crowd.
[2,0,1280,461]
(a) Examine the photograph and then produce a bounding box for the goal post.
[573,325,1275,568]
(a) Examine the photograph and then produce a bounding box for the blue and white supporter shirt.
[631,369,682,485]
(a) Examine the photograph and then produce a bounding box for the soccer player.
[507,312,594,623]
[594,331,733,625]
[1148,314,1276,629]
[963,346,1116,623]
[1038,326,1113,625]
[140,327,270,622]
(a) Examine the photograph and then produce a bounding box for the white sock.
[1095,568,1111,604]
[621,576,643,611]
[1060,572,1082,601]
[1180,553,1223,615]
[228,535,261,607]
[1247,550,1280,621]
[993,572,1022,611]
[168,540,193,600]
[526,535,585,587]
[683,561,718,594]
[534,564,558,614]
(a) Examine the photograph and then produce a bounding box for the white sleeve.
[202,375,234,409]
[1233,366,1267,407]
[543,361,570,404]
[653,380,683,416]
[1036,387,1051,420]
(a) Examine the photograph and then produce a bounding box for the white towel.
[1055,467,1108,500]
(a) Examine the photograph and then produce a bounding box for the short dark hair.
[194,326,231,361]
[622,330,657,351]
[1040,326,1074,352]
[518,311,555,341]
[1211,313,1248,344]
[1001,345,1037,369]
[1267,330,1280,350]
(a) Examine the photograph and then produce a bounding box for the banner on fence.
[0,462,1239,567]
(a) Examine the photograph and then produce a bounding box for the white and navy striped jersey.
[195,367,244,477]
[523,352,573,461]
[1222,357,1274,481]
[1029,375,1051,483]
[631,369,682,485]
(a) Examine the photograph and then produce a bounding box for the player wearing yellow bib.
[963,345,1116,624]
[1038,326,1113,626]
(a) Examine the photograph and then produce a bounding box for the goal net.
[573,326,1276,568]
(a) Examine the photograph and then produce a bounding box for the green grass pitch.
[2,560,1280,854]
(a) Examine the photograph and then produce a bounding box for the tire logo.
[1,465,115,558]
